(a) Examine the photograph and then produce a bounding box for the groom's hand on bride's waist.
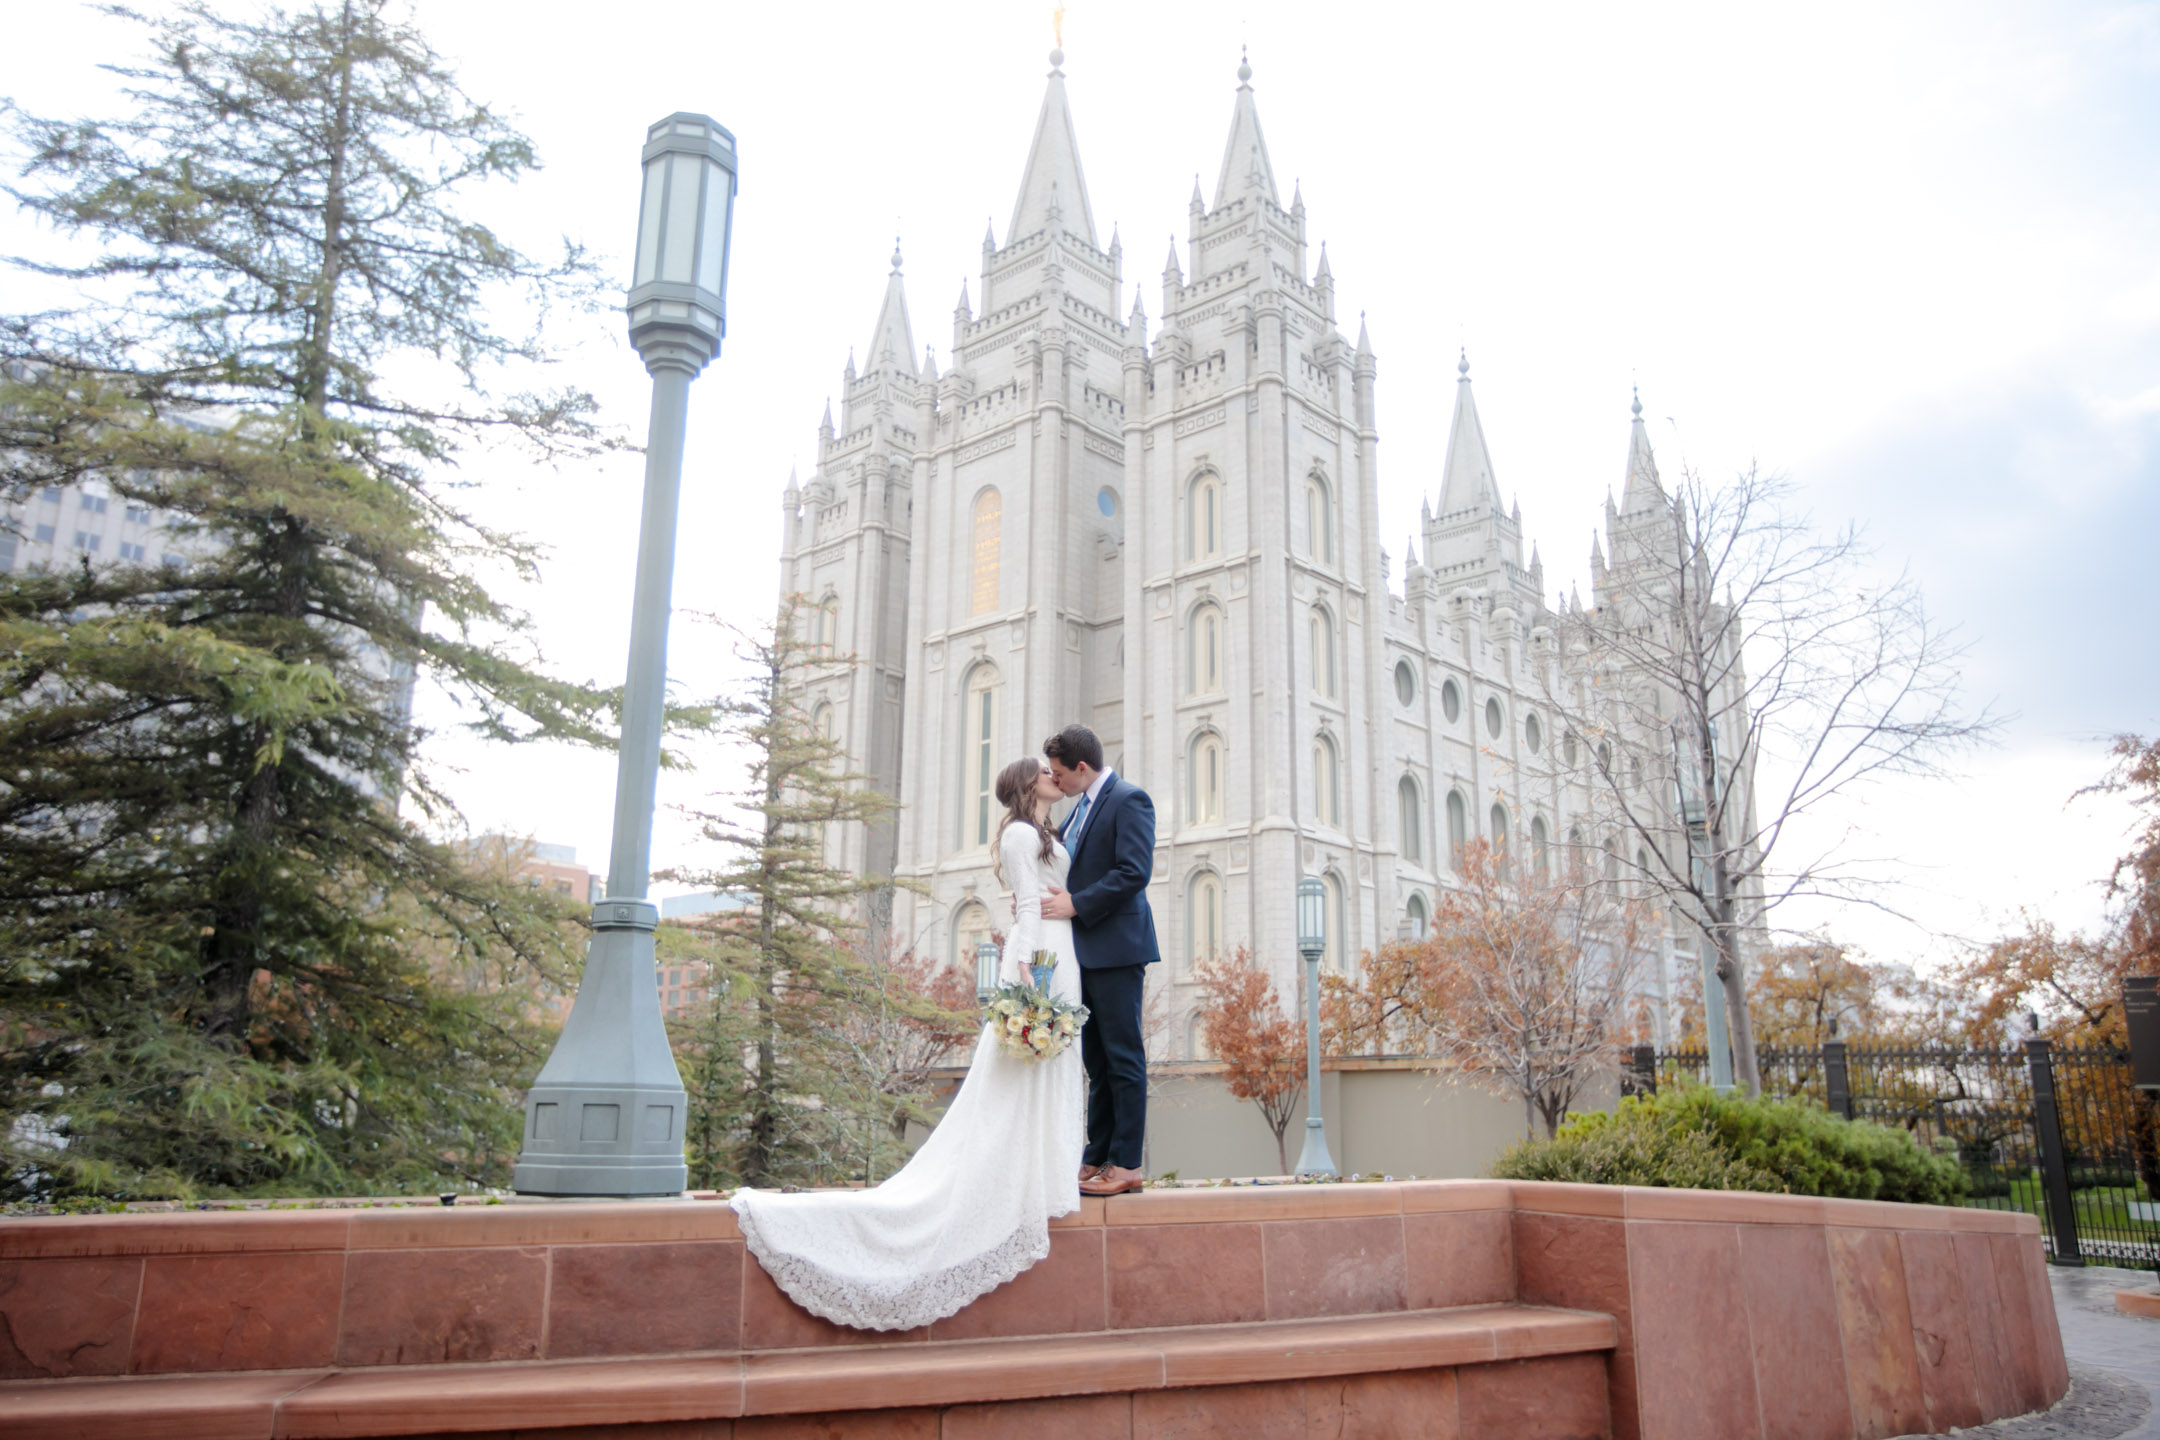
[1040,885,1077,920]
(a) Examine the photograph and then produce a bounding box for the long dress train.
[728,823,1085,1331]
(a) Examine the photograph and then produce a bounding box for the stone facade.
[776,52,1756,1054]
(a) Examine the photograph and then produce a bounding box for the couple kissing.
[730,724,1159,1332]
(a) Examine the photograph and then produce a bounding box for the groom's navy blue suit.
[1060,771,1159,1171]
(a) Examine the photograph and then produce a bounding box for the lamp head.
[974,939,1000,999]
[1296,875,1326,957]
[628,112,737,374]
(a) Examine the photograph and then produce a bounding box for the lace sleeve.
[999,824,1043,983]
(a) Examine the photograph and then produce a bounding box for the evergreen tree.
[0,1,645,1198]
[664,605,963,1190]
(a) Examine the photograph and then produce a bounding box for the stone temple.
[775,50,1753,1054]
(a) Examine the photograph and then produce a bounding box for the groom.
[1039,724,1158,1197]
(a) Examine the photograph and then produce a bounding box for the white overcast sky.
[6,1,2156,971]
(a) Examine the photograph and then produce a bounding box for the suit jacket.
[1060,773,1161,970]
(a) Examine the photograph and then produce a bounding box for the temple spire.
[1436,351,1499,515]
[865,240,915,375]
[1213,49,1279,208]
[1620,385,1667,514]
[1008,46,1098,246]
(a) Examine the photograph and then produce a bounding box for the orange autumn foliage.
[1327,841,1647,1138]
[1193,948,1306,1175]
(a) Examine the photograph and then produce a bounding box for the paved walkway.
[1908,1266,2160,1439]
[2048,1267,2160,1440]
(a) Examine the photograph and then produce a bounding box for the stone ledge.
[0,1304,1617,1440]
[2115,1288,2160,1320]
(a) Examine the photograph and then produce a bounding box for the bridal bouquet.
[985,950,1089,1061]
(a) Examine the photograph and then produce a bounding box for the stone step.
[0,1302,1617,1440]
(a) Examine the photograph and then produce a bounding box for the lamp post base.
[512,901,688,1198]
[1294,1116,1337,1179]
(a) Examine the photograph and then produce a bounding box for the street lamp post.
[975,939,1001,1003]
[513,113,738,1197]
[1292,877,1337,1178]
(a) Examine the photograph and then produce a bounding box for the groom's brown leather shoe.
[1078,1163,1102,1183]
[1080,1165,1144,1196]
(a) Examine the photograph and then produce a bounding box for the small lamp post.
[975,939,1001,1003]
[513,114,737,1196]
[1293,877,1338,1178]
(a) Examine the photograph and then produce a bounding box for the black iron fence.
[1629,1039,2159,1271]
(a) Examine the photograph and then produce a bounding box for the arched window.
[953,900,992,973]
[1322,873,1346,972]
[1603,840,1620,883]
[1305,473,1333,565]
[969,488,1002,616]
[1490,802,1510,861]
[963,665,1000,847]
[1187,871,1222,969]
[1310,605,1337,698]
[1189,731,1224,824]
[1188,1012,1213,1061]
[1187,471,1223,562]
[1441,678,1462,724]
[1446,789,1468,868]
[1187,603,1224,695]
[1485,696,1504,738]
[1405,892,1429,941]
[1313,733,1340,826]
[1525,713,1543,753]
[1637,849,1653,893]
[1532,815,1551,879]
[1398,775,1422,863]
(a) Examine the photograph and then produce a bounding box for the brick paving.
[1893,1266,2158,1439]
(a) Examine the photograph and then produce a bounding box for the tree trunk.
[1711,910,1762,1097]
[301,1,356,421]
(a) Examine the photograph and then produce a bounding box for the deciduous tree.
[1193,949,1305,1175]
[1330,841,1645,1138]
[1543,465,1994,1096]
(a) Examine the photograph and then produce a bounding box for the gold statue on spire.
[1052,3,1065,49]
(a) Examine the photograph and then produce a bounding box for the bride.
[730,755,1086,1331]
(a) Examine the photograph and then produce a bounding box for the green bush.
[1490,1083,1968,1206]
[1488,1103,1779,1192]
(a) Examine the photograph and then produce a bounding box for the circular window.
[1525,714,1543,753]
[1485,697,1503,738]
[1096,487,1118,518]
[1564,731,1580,766]
[1394,660,1416,707]
[1440,678,1462,723]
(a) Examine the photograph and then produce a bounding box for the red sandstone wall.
[1510,1184,2068,1440]
[0,1180,2063,1440]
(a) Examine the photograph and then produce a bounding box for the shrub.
[1491,1083,1968,1206]
[1489,1103,1779,1192]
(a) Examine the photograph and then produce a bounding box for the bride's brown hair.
[990,755,1057,885]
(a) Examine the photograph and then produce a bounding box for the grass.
[1966,1174,2160,1258]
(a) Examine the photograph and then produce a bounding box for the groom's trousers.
[1078,962,1148,1170]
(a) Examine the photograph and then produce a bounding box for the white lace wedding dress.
[729,823,1085,1331]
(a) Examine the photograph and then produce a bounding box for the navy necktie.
[1067,791,1091,846]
